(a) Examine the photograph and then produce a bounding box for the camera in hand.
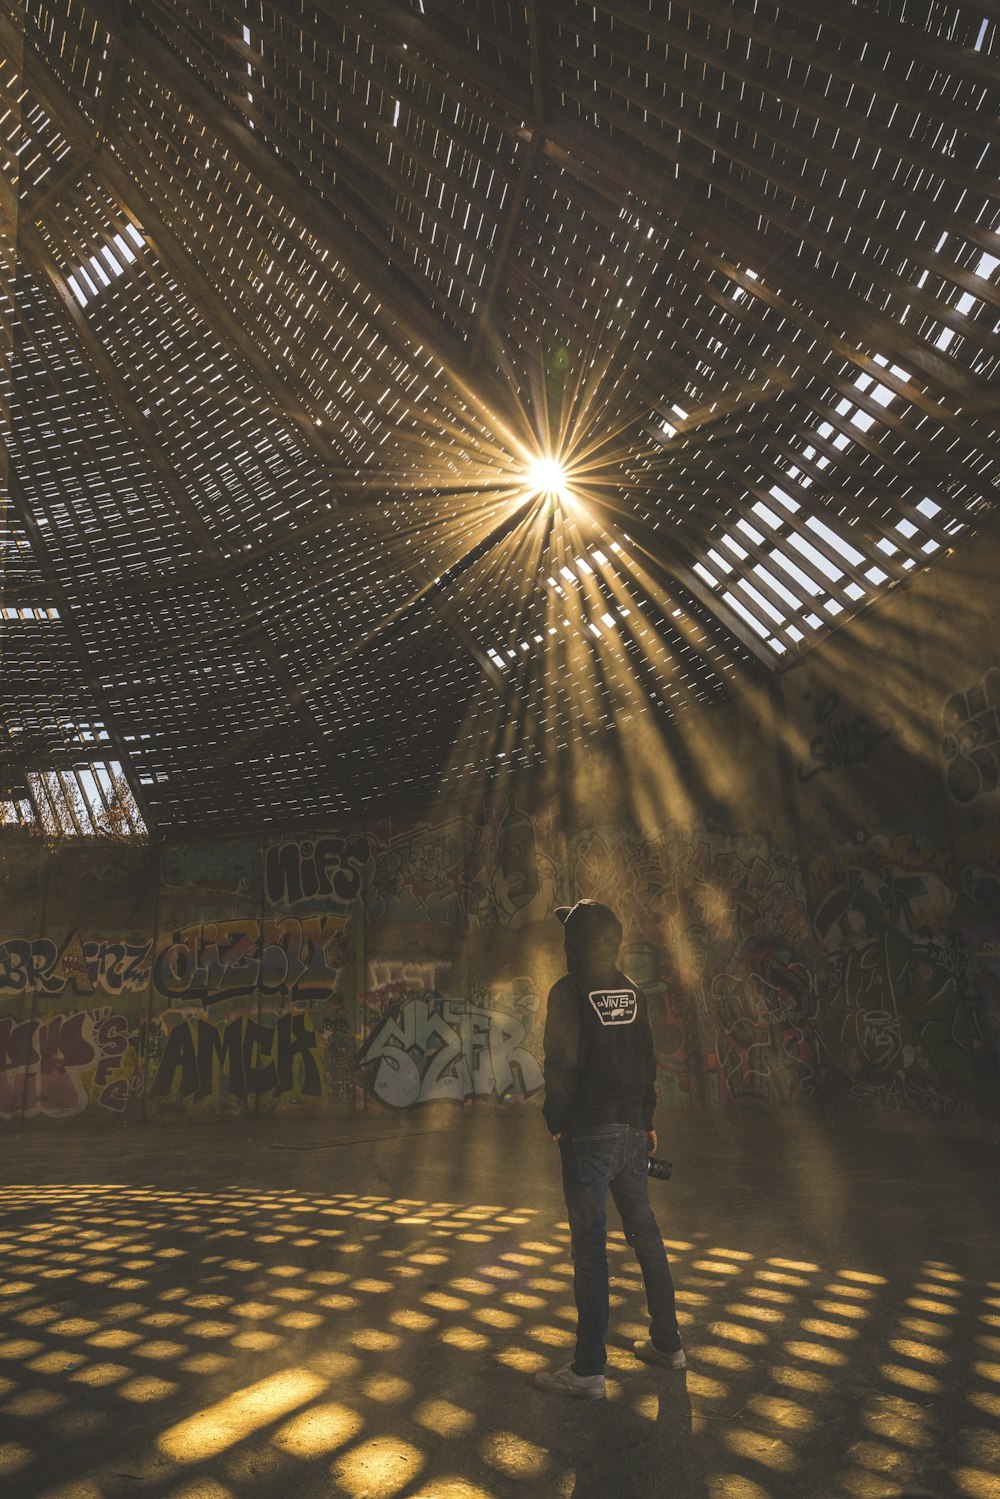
[647,1156,672,1180]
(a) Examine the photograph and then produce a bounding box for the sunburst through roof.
[1,0,997,834]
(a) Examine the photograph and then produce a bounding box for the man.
[534,899,685,1401]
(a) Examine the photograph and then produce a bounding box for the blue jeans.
[559,1123,681,1376]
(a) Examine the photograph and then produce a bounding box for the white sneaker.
[534,1361,606,1400]
[634,1338,686,1369]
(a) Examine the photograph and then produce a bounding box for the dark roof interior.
[2,0,998,836]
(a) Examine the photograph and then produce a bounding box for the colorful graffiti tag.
[265,834,373,908]
[679,839,817,1111]
[148,1010,325,1105]
[0,1007,139,1118]
[357,987,543,1107]
[369,817,479,925]
[483,798,559,928]
[151,915,349,1005]
[364,803,560,928]
[0,930,151,997]
[569,825,818,1112]
[4,764,996,1126]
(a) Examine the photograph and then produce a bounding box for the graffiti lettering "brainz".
[152,915,347,1003]
[0,932,151,996]
[357,997,543,1108]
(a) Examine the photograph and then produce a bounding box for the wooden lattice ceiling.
[1,0,998,836]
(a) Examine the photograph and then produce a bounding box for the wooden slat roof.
[2,0,998,835]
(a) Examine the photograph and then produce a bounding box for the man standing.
[535,899,685,1401]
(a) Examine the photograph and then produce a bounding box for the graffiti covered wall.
[0,841,151,1120]
[2,528,998,1127]
[1,787,996,1126]
[146,836,357,1115]
[781,524,1000,1125]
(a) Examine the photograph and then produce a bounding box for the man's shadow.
[566,1373,945,1499]
[569,1371,710,1499]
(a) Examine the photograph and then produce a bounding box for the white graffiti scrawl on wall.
[941,667,1000,804]
[357,994,543,1108]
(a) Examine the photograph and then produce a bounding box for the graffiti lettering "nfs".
[265,835,371,907]
[357,996,543,1108]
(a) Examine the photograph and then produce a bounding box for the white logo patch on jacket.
[588,988,637,1025]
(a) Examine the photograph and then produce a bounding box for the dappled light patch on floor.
[0,1118,998,1499]
[333,1434,426,1497]
[158,1371,328,1461]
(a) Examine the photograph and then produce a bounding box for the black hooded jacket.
[541,963,657,1136]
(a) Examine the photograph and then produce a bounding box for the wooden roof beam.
[345,0,995,415]
[605,0,1000,143]
[582,493,776,668]
[569,5,1000,268]
[553,72,993,412]
[79,0,523,447]
[5,466,157,833]
[4,11,370,476]
[469,131,541,368]
[13,226,352,770]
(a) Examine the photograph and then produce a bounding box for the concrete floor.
[1,1108,998,1499]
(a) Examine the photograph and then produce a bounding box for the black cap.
[555,899,621,938]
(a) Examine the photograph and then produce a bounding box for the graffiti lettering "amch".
[357,996,543,1108]
[150,1012,322,1101]
[152,915,347,1004]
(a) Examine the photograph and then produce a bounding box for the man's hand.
[646,1130,657,1156]
[553,1133,562,1143]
